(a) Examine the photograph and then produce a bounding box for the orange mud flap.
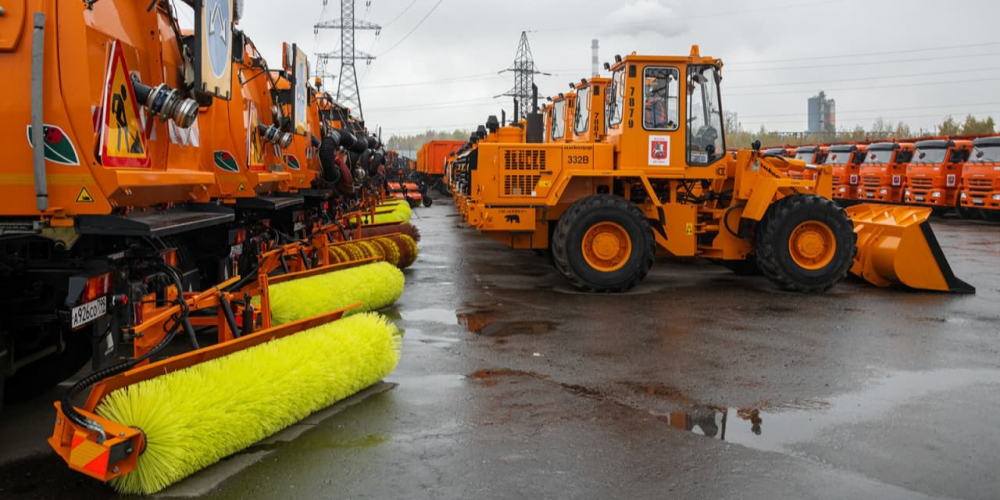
[846,204,974,293]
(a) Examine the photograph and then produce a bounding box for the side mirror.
[918,151,926,159]
[751,140,761,152]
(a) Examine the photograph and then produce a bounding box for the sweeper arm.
[847,204,974,293]
[49,305,356,482]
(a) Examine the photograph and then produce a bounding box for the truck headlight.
[880,189,888,195]
[993,194,1000,201]
[932,191,941,197]
[839,187,846,192]
[961,192,967,198]
[905,190,911,196]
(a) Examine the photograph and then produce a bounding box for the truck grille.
[863,176,881,187]
[909,178,932,188]
[967,178,994,191]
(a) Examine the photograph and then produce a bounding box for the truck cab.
[961,136,1000,220]
[859,142,914,203]
[905,139,972,211]
[791,146,828,181]
[824,144,867,202]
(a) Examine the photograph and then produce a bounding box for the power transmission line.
[726,66,1000,89]
[726,41,1000,65]
[726,77,1000,97]
[378,0,444,57]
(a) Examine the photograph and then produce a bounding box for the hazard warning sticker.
[246,102,265,172]
[76,187,95,203]
[98,41,150,168]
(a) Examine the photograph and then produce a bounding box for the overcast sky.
[226,0,999,139]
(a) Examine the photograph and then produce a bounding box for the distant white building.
[808,92,836,133]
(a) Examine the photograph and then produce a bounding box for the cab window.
[607,68,625,128]
[686,65,725,165]
[551,100,566,140]
[643,67,679,131]
[574,86,591,134]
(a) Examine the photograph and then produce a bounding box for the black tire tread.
[551,194,655,292]
[755,194,856,293]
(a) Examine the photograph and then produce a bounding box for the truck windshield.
[865,150,894,164]
[795,151,815,162]
[574,86,591,134]
[551,100,567,140]
[825,151,851,165]
[970,145,1000,163]
[914,148,947,164]
[686,65,725,165]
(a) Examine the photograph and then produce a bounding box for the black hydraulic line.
[218,293,241,339]
[298,247,312,270]
[242,293,255,337]
[723,203,748,239]
[279,254,290,274]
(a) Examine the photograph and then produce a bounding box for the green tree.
[959,114,997,135]
[937,115,961,136]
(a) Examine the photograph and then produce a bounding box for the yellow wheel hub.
[788,221,836,270]
[582,222,631,272]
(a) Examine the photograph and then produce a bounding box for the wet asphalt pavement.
[3,197,1000,499]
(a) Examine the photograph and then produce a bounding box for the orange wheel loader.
[463,47,973,294]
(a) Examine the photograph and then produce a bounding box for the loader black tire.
[551,194,655,293]
[755,195,855,293]
[981,209,1000,222]
[423,197,433,208]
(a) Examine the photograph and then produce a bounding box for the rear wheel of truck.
[3,327,93,405]
[755,195,856,293]
[955,198,975,219]
[552,194,655,292]
[981,209,1000,222]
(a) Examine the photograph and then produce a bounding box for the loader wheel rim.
[788,221,836,270]
[582,222,631,272]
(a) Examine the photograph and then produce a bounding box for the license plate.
[866,194,875,198]
[915,196,925,201]
[973,199,984,205]
[71,296,107,329]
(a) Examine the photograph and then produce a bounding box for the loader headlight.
[132,78,199,128]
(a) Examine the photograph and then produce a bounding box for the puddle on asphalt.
[458,310,557,337]
[403,327,460,347]
[404,308,459,325]
[657,368,1000,454]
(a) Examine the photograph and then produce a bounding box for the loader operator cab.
[605,48,726,170]
[572,77,611,142]
[549,92,577,143]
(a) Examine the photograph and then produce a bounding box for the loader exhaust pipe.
[524,84,543,143]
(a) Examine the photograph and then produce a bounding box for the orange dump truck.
[825,144,868,203]
[790,145,828,180]
[417,140,464,194]
[859,142,915,203]
[961,136,1000,221]
[904,139,973,214]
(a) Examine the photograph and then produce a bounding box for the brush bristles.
[267,262,404,326]
[97,312,401,495]
[348,223,421,242]
[348,202,413,225]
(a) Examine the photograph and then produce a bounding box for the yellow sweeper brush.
[96,312,400,494]
[49,261,407,495]
[264,261,404,326]
[348,201,413,225]
[328,235,418,269]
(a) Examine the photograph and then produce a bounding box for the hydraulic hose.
[318,136,342,184]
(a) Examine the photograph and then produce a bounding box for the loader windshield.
[914,148,947,164]
[574,87,591,134]
[970,145,1000,162]
[551,100,567,140]
[686,65,725,165]
[643,67,679,130]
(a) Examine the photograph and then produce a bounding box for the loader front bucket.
[846,204,974,293]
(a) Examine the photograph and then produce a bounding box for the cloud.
[603,0,688,38]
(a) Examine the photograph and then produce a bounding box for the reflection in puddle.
[458,310,557,337]
[404,308,459,325]
[660,368,1000,454]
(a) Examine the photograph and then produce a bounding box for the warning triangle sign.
[99,41,150,168]
[76,187,95,203]
[237,183,246,192]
